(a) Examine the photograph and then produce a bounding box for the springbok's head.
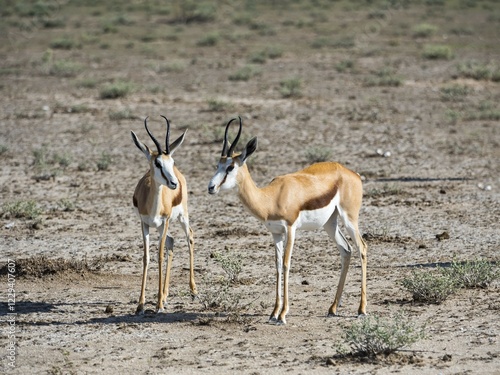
[208,116,257,195]
[131,116,187,190]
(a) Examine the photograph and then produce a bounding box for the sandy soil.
[1,1,499,374]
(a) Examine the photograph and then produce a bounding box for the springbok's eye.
[226,165,234,173]
[155,159,161,168]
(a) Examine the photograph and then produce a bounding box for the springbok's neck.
[236,164,268,221]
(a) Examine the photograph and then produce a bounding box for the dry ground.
[1,1,499,374]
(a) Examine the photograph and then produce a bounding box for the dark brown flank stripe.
[301,184,338,211]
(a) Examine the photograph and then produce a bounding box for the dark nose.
[208,185,215,194]
[170,181,178,190]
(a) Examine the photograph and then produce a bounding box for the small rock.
[5,222,15,229]
[383,151,391,157]
[325,358,336,366]
[436,231,450,241]
[105,305,114,314]
[442,353,452,362]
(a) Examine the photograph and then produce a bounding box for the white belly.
[264,193,339,232]
[294,193,338,230]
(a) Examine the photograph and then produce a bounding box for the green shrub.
[97,152,112,171]
[364,68,403,87]
[3,200,42,220]
[443,259,498,288]
[48,60,82,77]
[228,65,260,81]
[337,312,426,356]
[412,23,437,38]
[99,81,134,99]
[211,251,242,284]
[50,37,79,50]
[422,44,453,60]
[401,268,458,304]
[279,77,302,98]
[196,32,219,46]
[456,61,499,81]
[335,59,355,73]
[306,147,331,163]
[440,84,470,101]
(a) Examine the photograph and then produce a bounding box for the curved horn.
[227,116,242,157]
[221,117,237,157]
[160,115,171,154]
[144,116,162,154]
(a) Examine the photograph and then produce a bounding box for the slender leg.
[324,213,353,317]
[340,210,368,317]
[156,221,169,313]
[136,222,150,315]
[269,233,284,323]
[277,226,296,325]
[162,234,174,303]
[179,214,197,296]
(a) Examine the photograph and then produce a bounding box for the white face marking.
[208,158,239,194]
[153,155,179,190]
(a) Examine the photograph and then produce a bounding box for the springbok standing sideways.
[131,116,197,314]
[207,117,367,325]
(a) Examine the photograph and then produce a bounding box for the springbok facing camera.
[131,116,197,314]
[207,117,367,325]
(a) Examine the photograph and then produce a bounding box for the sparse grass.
[97,152,112,171]
[228,65,261,81]
[58,198,76,212]
[109,109,136,121]
[422,44,453,60]
[279,77,302,98]
[2,200,42,220]
[0,145,8,155]
[336,312,426,357]
[77,78,99,89]
[364,68,403,87]
[364,184,402,198]
[170,1,217,24]
[412,23,437,38]
[50,36,79,50]
[401,268,459,304]
[47,60,82,77]
[196,32,219,46]
[440,84,470,101]
[335,59,355,73]
[211,251,243,284]
[311,36,355,49]
[443,259,498,289]
[305,147,331,163]
[99,81,134,99]
[456,61,500,81]
[465,101,500,121]
[207,99,231,112]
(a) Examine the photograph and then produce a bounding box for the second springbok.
[208,117,367,325]
[131,116,197,314]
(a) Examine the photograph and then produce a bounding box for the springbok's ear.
[240,137,257,164]
[168,129,187,155]
[131,131,152,160]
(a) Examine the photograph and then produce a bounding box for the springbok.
[207,117,367,325]
[131,116,197,314]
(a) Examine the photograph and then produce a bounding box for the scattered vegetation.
[422,44,453,60]
[335,59,355,73]
[305,146,332,163]
[412,23,437,38]
[279,77,302,98]
[2,200,42,220]
[456,61,500,81]
[336,312,426,357]
[99,81,134,99]
[228,65,261,81]
[97,152,112,171]
[50,36,79,50]
[196,32,219,46]
[401,259,497,304]
[443,259,498,289]
[210,251,243,284]
[364,68,403,87]
[207,99,231,112]
[440,84,470,101]
[465,101,500,121]
[109,109,136,121]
